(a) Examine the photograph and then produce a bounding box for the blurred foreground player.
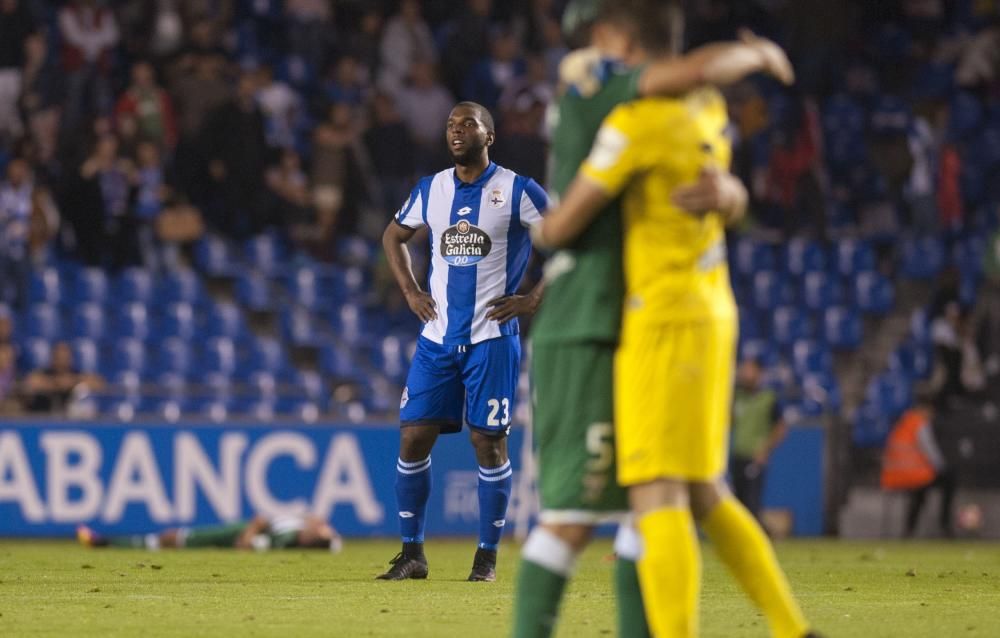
[77,513,342,551]
[534,2,818,635]
[513,0,795,636]
[379,101,547,581]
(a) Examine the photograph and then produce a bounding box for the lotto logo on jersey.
[440,220,492,266]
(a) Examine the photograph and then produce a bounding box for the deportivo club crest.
[488,189,506,208]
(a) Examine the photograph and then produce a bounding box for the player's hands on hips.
[405,289,437,322]
[739,29,795,86]
[486,294,539,324]
[672,167,748,224]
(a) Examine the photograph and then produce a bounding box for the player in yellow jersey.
[532,3,820,636]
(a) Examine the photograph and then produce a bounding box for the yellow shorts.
[615,317,736,485]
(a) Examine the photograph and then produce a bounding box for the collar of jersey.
[453,161,498,189]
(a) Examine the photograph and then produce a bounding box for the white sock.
[522,528,579,577]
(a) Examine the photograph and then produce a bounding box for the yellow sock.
[636,507,700,638]
[702,497,809,638]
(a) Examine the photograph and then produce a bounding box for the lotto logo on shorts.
[440,221,492,266]
[400,387,409,409]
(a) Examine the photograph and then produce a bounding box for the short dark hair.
[597,0,684,56]
[454,101,495,133]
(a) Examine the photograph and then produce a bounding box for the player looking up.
[76,514,342,551]
[512,0,795,636]
[379,101,548,582]
[533,2,819,636]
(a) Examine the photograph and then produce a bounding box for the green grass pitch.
[0,538,997,637]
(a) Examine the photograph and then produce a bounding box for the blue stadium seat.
[246,371,279,398]
[199,371,233,399]
[22,303,62,340]
[771,306,809,346]
[140,396,184,422]
[28,268,61,305]
[115,268,154,304]
[155,338,194,375]
[205,301,248,340]
[281,307,321,345]
[377,335,408,381]
[21,338,51,370]
[195,234,238,276]
[853,402,891,447]
[160,302,197,340]
[248,336,288,374]
[866,373,912,421]
[70,338,100,374]
[910,308,931,344]
[732,237,776,281]
[337,236,377,267]
[294,369,325,399]
[854,272,895,315]
[287,266,333,311]
[274,396,322,422]
[889,340,933,380]
[834,239,875,277]
[900,236,945,280]
[752,271,783,310]
[791,340,832,376]
[72,268,109,304]
[332,302,365,345]
[109,370,142,396]
[115,303,151,340]
[70,303,106,340]
[959,273,979,306]
[320,343,360,381]
[202,337,237,375]
[245,233,286,275]
[738,311,763,342]
[110,338,146,374]
[235,272,273,311]
[869,94,912,137]
[184,397,230,423]
[801,271,835,311]
[784,239,826,276]
[823,306,863,350]
[952,236,985,279]
[157,270,204,307]
[738,338,780,368]
[801,371,842,411]
[949,91,983,139]
[333,266,368,301]
[233,397,277,421]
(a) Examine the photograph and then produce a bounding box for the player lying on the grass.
[77,513,342,552]
[532,2,820,636]
[379,101,548,582]
[512,0,795,636]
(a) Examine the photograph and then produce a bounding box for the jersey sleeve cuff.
[393,219,418,231]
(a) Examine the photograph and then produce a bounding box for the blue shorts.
[400,335,521,437]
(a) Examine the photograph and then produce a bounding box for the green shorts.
[181,522,248,548]
[531,341,628,524]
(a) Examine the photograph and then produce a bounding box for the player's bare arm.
[382,221,437,322]
[235,515,269,549]
[638,31,794,97]
[671,167,749,224]
[485,280,545,324]
[531,176,611,250]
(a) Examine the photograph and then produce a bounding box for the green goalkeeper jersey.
[532,52,642,345]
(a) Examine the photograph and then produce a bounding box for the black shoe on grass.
[467,548,497,582]
[376,552,428,580]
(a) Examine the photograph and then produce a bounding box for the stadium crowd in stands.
[0,0,998,430]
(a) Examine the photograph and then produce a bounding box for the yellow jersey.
[580,88,737,326]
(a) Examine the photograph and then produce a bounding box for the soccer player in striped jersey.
[378,101,548,582]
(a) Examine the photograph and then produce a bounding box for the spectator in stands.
[114,61,178,151]
[0,156,33,308]
[462,25,526,112]
[23,340,105,414]
[27,184,58,267]
[285,0,333,72]
[364,92,416,214]
[0,0,35,144]
[310,102,367,251]
[18,32,63,166]
[880,396,956,537]
[133,140,166,271]
[345,8,383,81]
[378,0,437,95]
[324,55,368,108]
[168,52,230,197]
[440,0,493,97]
[58,0,119,130]
[931,301,965,406]
[0,343,18,415]
[256,64,303,150]
[201,71,269,237]
[396,62,453,173]
[266,147,313,233]
[728,358,788,520]
[0,308,13,347]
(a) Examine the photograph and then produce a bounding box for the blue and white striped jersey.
[395,162,548,346]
